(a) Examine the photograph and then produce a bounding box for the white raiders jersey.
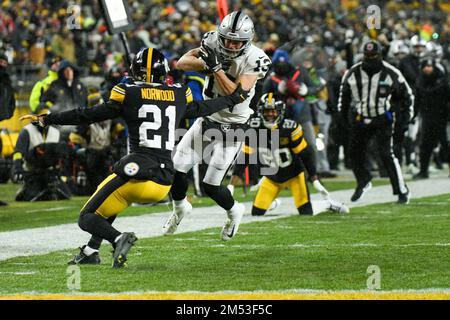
[201,31,271,124]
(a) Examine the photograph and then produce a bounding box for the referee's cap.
[363,41,382,58]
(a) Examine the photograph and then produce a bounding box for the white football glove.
[313,179,330,200]
[298,83,308,96]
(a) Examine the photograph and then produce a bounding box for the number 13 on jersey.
[138,104,176,151]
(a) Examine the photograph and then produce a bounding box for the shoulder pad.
[243,46,271,79]
[248,117,262,128]
[282,119,297,129]
[109,84,127,104]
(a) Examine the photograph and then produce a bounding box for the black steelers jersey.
[247,116,309,183]
[44,81,242,184]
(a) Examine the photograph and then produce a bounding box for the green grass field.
[0,179,449,298]
[0,179,390,232]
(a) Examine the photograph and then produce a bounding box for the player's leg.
[286,172,314,215]
[202,140,245,240]
[251,177,282,216]
[73,173,138,268]
[164,118,204,234]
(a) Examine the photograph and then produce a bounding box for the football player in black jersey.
[21,48,248,268]
[248,93,349,216]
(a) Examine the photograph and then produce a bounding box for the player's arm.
[22,84,125,126]
[289,124,317,178]
[39,101,122,126]
[184,84,248,118]
[214,72,258,95]
[176,48,205,72]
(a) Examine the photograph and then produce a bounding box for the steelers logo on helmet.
[130,47,170,84]
[124,162,140,177]
[258,92,286,129]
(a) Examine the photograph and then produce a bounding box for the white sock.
[83,245,98,256]
[174,197,187,207]
[114,234,123,243]
[227,200,239,213]
[227,184,235,195]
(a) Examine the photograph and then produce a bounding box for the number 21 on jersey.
[138,104,176,151]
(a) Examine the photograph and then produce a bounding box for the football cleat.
[351,181,372,202]
[162,200,192,235]
[328,199,350,214]
[397,186,410,204]
[268,198,282,211]
[112,232,138,268]
[68,245,101,265]
[221,202,245,241]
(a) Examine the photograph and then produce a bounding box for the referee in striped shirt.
[338,41,413,204]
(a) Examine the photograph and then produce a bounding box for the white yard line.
[0,177,449,262]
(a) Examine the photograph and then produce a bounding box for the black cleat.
[413,172,428,180]
[397,186,410,204]
[351,181,372,202]
[112,232,138,268]
[68,246,101,265]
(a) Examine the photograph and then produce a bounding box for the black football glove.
[229,83,249,105]
[199,45,222,73]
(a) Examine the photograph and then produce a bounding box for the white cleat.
[328,199,350,214]
[162,200,192,235]
[268,198,282,211]
[221,202,245,241]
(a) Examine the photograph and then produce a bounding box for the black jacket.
[415,68,450,119]
[0,68,16,121]
[39,61,88,113]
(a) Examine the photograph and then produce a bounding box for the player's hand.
[19,114,47,127]
[312,177,330,200]
[229,83,249,104]
[199,45,222,73]
[277,80,287,94]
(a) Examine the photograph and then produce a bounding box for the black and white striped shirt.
[338,61,414,120]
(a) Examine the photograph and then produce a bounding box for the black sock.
[170,171,189,201]
[202,182,235,211]
[78,212,121,244]
[87,215,117,250]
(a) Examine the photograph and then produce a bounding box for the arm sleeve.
[393,69,414,121]
[289,124,317,177]
[44,101,122,126]
[184,95,241,119]
[337,69,352,115]
[13,130,30,156]
[29,82,43,113]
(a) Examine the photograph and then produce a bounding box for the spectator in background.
[29,55,61,114]
[0,53,15,122]
[263,49,318,156]
[413,59,450,179]
[50,27,76,63]
[38,60,88,136]
[13,121,70,201]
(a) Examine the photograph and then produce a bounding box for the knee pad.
[251,206,266,216]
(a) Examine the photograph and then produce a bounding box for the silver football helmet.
[217,11,255,59]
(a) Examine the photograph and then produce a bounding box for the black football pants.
[349,115,408,195]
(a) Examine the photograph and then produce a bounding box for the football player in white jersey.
[163,11,271,241]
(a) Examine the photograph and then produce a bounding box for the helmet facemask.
[258,94,286,129]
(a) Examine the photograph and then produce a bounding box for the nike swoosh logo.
[227,225,236,238]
